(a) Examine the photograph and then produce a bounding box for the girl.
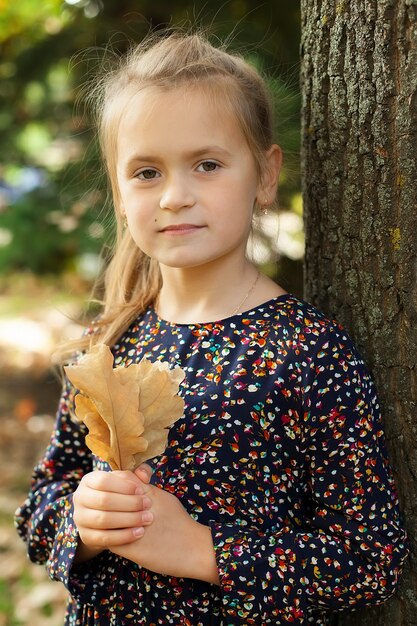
[16,31,407,626]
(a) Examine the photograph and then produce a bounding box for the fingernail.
[142,496,151,508]
[133,527,144,538]
[137,465,153,480]
[135,486,143,495]
[142,511,153,523]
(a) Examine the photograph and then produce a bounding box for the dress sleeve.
[14,379,119,604]
[209,324,408,624]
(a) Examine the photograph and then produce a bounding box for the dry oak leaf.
[64,343,185,470]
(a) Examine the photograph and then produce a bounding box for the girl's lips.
[160,224,205,234]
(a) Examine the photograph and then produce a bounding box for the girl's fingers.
[73,471,155,550]
[81,491,151,513]
[134,464,153,484]
[79,508,154,530]
[82,526,145,549]
[82,471,141,495]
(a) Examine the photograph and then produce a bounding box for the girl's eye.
[197,161,219,173]
[136,169,159,180]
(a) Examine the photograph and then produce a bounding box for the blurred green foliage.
[0,0,301,278]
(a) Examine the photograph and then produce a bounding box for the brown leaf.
[64,344,185,470]
[123,360,186,466]
[74,395,114,467]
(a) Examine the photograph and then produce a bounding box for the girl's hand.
[73,466,153,562]
[109,468,219,585]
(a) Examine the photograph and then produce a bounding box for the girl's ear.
[257,144,283,206]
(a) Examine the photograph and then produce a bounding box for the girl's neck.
[155,259,285,324]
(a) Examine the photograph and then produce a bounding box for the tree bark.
[300,0,417,624]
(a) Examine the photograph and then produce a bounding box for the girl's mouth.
[160,224,205,234]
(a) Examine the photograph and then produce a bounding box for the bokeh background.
[0,2,302,624]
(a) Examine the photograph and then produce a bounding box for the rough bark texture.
[300,0,417,624]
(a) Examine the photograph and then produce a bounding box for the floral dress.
[15,295,408,625]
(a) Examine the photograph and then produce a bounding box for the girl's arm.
[204,326,408,623]
[14,380,148,604]
[15,377,209,605]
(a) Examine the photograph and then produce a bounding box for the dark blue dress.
[15,295,408,625]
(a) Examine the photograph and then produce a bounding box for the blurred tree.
[301,0,416,624]
[0,0,302,290]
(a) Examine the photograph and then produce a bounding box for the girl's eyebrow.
[124,145,231,167]
[185,146,232,159]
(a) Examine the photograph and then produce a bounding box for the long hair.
[57,30,275,360]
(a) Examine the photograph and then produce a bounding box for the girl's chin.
[148,253,220,270]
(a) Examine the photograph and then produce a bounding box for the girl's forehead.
[117,84,247,147]
[122,83,231,118]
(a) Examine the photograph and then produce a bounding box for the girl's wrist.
[187,521,220,585]
[74,540,103,565]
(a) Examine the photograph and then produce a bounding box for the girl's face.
[116,87,275,271]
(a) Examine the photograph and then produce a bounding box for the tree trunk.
[300,1,417,624]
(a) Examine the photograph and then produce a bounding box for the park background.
[0,2,302,624]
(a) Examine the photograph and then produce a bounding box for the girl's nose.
[159,176,195,211]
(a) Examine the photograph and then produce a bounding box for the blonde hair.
[60,30,276,359]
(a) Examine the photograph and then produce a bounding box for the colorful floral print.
[15,295,408,625]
